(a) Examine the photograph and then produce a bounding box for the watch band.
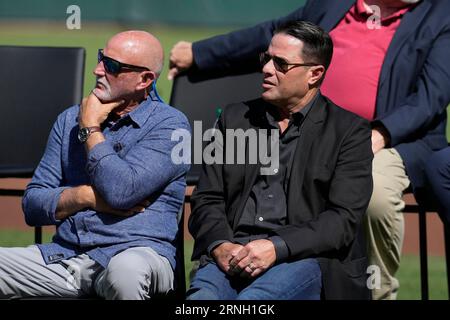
[87,126,102,134]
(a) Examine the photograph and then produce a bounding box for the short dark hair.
[274,21,333,70]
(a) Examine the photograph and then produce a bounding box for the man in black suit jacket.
[171,0,450,300]
[187,21,373,300]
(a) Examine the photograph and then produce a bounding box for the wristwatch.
[78,126,102,143]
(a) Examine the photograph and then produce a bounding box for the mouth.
[95,78,108,89]
[262,79,275,89]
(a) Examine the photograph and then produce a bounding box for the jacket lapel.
[320,0,356,32]
[287,94,327,219]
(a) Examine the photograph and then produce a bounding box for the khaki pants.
[365,148,410,300]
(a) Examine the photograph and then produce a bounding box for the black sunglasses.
[98,49,150,74]
[260,52,318,73]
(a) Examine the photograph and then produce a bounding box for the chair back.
[0,45,85,178]
[170,69,263,185]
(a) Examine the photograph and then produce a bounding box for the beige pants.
[365,148,410,300]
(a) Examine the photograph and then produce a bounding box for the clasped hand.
[212,240,276,278]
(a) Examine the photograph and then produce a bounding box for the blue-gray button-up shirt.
[22,95,190,269]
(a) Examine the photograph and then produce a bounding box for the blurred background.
[0,0,306,101]
[0,0,448,299]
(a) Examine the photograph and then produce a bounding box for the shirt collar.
[356,0,370,16]
[127,97,154,128]
[265,92,318,128]
[104,94,159,129]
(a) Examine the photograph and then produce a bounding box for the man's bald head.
[93,30,165,105]
[105,30,164,77]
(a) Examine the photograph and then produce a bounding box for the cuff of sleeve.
[86,141,116,176]
[192,41,209,71]
[269,236,289,262]
[48,186,72,224]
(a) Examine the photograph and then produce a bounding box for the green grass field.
[0,229,447,300]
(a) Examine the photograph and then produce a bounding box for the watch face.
[78,127,90,143]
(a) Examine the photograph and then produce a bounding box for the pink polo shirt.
[321,0,411,120]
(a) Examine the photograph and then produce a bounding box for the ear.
[136,71,156,91]
[308,65,325,86]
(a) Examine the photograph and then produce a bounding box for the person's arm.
[22,111,72,226]
[83,100,191,210]
[374,24,450,147]
[55,185,150,220]
[272,118,373,258]
[46,95,127,221]
[193,7,304,71]
[168,6,305,79]
[20,110,145,226]
[42,94,146,220]
[54,185,92,221]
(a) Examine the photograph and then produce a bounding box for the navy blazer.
[193,0,450,190]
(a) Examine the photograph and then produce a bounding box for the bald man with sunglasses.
[0,31,190,300]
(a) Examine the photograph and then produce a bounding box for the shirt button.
[268,194,274,199]
[273,168,278,174]
[258,217,264,222]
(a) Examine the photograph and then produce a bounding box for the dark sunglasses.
[98,49,150,74]
[260,52,318,73]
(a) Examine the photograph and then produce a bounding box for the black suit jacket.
[193,0,450,191]
[189,94,374,299]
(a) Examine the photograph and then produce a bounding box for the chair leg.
[175,202,186,299]
[418,207,429,300]
[34,226,42,244]
[444,224,450,300]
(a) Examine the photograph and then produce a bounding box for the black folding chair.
[0,45,86,243]
[404,186,450,300]
[169,69,264,296]
[171,201,186,299]
[170,69,263,186]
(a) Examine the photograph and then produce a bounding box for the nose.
[93,60,105,77]
[262,57,275,75]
